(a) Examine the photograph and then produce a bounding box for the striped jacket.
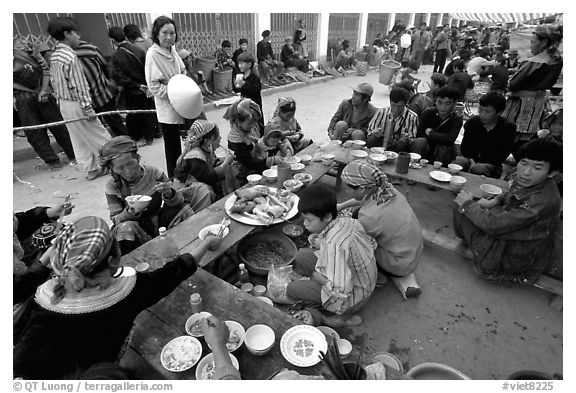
[315,216,377,314]
[367,106,419,149]
[50,43,93,109]
[75,41,114,108]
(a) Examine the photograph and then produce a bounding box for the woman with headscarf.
[99,136,206,255]
[340,161,423,297]
[502,24,563,158]
[145,16,187,179]
[173,120,235,201]
[264,97,313,153]
[12,216,235,380]
[225,98,281,182]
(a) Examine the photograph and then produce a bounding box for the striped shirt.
[75,41,114,108]
[367,106,419,149]
[315,216,377,314]
[50,43,93,109]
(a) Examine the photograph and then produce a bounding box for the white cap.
[167,74,203,119]
[239,263,245,270]
[159,227,167,235]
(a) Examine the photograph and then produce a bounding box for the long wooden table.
[122,143,333,379]
[320,143,509,198]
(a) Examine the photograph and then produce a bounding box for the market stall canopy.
[449,13,558,24]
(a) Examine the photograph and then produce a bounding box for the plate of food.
[383,151,399,161]
[160,335,202,372]
[206,320,245,352]
[429,171,452,182]
[225,186,299,226]
[280,325,328,367]
[195,353,240,380]
[185,312,213,337]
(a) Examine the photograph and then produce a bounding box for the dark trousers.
[433,49,448,73]
[160,123,182,179]
[95,99,128,137]
[14,91,75,164]
[125,92,157,142]
[285,58,309,73]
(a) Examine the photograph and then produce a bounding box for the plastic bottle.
[238,263,251,285]
[157,227,179,265]
[189,293,203,314]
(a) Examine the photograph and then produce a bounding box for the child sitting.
[535,108,562,145]
[285,184,378,327]
[392,60,421,88]
[255,128,294,168]
[264,97,312,153]
[453,139,562,284]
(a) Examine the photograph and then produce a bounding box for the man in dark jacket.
[256,30,284,84]
[413,86,463,165]
[108,27,157,146]
[453,92,515,178]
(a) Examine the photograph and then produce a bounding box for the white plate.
[224,187,300,226]
[160,336,202,372]
[429,171,452,182]
[195,353,239,380]
[280,325,328,367]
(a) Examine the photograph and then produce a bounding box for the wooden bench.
[422,228,563,311]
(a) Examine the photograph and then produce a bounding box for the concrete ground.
[12,65,562,379]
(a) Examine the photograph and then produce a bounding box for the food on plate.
[227,329,242,351]
[188,319,206,336]
[161,338,201,372]
[243,240,292,269]
[229,186,295,224]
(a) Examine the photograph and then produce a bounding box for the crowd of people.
[13,15,563,380]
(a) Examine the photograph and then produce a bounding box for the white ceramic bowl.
[447,163,463,175]
[195,352,239,380]
[450,176,467,190]
[294,173,313,184]
[185,311,213,337]
[198,224,230,240]
[321,153,335,166]
[291,163,305,173]
[125,195,152,211]
[283,179,303,193]
[370,147,385,154]
[262,169,278,183]
[480,184,502,198]
[330,140,343,146]
[351,150,368,160]
[283,156,301,165]
[245,324,275,355]
[406,362,471,380]
[409,152,421,162]
[256,296,274,306]
[370,153,387,166]
[253,285,267,296]
[383,151,398,161]
[247,174,262,185]
[353,140,366,148]
[299,154,312,165]
[336,338,353,358]
[433,161,443,169]
[206,320,245,353]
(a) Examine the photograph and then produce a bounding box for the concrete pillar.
[317,12,331,63]
[255,13,271,47]
[387,13,396,33]
[436,13,444,27]
[425,13,431,26]
[448,17,453,27]
[358,13,369,48]
[408,13,416,28]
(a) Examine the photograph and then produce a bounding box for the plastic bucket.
[379,60,401,85]
[195,56,216,84]
[356,61,368,76]
[212,67,233,92]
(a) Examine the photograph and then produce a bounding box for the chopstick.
[353,334,366,380]
[266,367,285,380]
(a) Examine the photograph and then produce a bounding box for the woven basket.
[356,61,368,76]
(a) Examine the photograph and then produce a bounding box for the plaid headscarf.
[99,136,138,168]
[341,161,395,205]
[176,120,217,167]
[50,216,115,305]
[224,98,262,144]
